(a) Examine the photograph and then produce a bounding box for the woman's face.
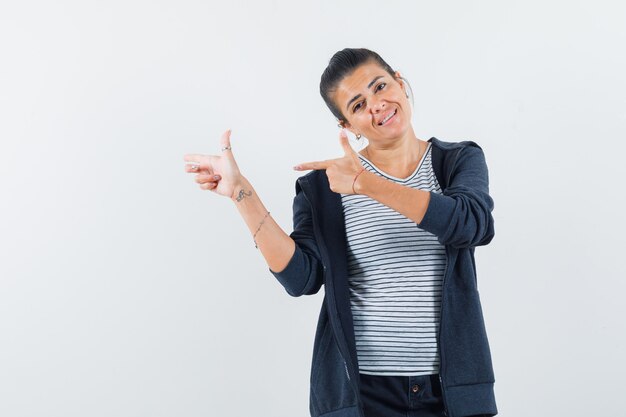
[333,61,411,141]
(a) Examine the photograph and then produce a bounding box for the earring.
[356,133,362,141]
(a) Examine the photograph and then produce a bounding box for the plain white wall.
[1,1,625,416]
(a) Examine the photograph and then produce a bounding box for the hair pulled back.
[319,48,398,125]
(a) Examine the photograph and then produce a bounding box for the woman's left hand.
[293,129,365,194]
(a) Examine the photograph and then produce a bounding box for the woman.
[184,48,497,417]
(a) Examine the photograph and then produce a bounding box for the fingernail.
[293,165,300,170]
[213,175,221,180]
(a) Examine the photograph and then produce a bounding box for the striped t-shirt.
[340,141,447,376]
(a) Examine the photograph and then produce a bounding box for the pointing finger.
[185,163,201,172]
[293,160,331,171]
[184,154,205,163]
[184,155,205,172]
[184,154,214,172]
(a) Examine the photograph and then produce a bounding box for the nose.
[370,96,386,114]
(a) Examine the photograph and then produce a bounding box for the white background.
[1,1,625,416]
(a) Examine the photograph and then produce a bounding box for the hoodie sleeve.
[268,178,325,297]
[417,144,495,248]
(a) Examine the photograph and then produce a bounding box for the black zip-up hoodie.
[269,136,498,417]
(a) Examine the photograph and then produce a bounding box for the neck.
[360,126,424,169]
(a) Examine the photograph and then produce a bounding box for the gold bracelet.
[253,210,271,249]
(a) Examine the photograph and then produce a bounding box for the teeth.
[380,109,396,125]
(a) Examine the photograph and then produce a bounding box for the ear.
[394,70,404,87]
[338,119,353,130]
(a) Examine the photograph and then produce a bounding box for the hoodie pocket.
[310,318,357,414]
[311,319,332,383]
[445,288,496,386]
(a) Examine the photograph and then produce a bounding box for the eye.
[353,83,387,112]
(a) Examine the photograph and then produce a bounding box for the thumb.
[339,129,356,156]
[220,129,235,159]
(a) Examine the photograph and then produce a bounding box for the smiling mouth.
[378,108,397,126]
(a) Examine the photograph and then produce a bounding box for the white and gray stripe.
[340,141,447,376]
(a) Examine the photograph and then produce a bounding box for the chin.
[380,122,408,139]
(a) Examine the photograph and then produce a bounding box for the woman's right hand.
[183,129,243,199]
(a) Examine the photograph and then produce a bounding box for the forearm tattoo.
[235,188,253,202]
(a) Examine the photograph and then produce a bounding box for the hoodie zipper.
[437,245,450,417]
[321,261,351,383]
[298,177,364,417]
[297,178,357,388]
[437,146,458,417]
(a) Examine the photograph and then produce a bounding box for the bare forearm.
[230,176,296,273]
[355,171,431,225]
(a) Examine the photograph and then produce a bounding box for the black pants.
[359,373,491,417]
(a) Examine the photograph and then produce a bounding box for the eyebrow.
[345,75,385,111]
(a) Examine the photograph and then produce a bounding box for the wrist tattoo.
[235,188,253,202]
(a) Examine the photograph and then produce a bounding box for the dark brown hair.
[319,48,396,124]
